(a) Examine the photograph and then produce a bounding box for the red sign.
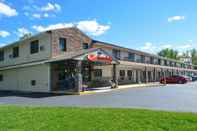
[87,54,112,63]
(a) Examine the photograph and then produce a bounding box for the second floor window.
[128,53,135,61]
[158,59,161,65]
[83,43,89,49]
[30,40,39,54]
[112,49,121,59]
[59,38,67,52]
[0,51,4,61]
[13,46,19,58]
[150,57,154,64]
[141,55,145,63]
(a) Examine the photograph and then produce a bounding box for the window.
[127,70,133,80]
[40,45,45,51]
[158,59,161,65]
[112,49,121,59]
[58,72,66,80]
[94,69,102,77]
[145,57,151,64]
[119,70,125,80]
[135,55,141,63]
[127,70,133,76]
[154,58,158,65]
[83,43,89,49]
[59,38,67,52]
[150,57,154,64]
[164,60,167,66]
[31,80,36,86]
[128,53,135,61]
[13,46,19,58]
[119,70,125,76]
[141,55,145,63]
[0,51,4,61]
[0,74,3,82]
[30,40,39,54]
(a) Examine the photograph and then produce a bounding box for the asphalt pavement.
[0,82,197,112]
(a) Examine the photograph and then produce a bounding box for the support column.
[75,60,83,93]
[145,67,148,83]
[112,64,118,88]
[138,70,141,83]
[154,68,156,82]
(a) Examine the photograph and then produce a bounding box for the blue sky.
[0,0,197,54]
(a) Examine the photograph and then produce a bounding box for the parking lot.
[0,82,197,112]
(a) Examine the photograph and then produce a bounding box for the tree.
[190,49,197,69]
[158,48,179,60]
[19,33,32,40]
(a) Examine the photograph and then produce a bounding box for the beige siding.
[0,33,51,68]
[0,64,50,92]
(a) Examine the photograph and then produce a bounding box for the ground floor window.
[0,74,3,81]
[119,70,125,80]
[31,80,36,86]
[127,70,133,80]
[94,69,102,77]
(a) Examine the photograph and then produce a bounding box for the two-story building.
[0,27,196,94]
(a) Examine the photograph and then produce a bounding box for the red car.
[160,75,188,84]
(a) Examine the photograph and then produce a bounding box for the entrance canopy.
[47,48,119,65]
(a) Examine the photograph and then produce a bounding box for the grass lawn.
[1,106,197,131]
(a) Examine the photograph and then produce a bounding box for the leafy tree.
[158,48,179,60]
[190,49,197,69]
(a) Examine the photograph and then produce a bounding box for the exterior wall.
[0,33,51,68]
[92,41,196,70]
[0,64,50,92]
[92,64,158,85]
[51,28,92,57]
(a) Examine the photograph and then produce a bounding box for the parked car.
[192,76,197,81]
[160,75,188,84]
[181,75,192,82]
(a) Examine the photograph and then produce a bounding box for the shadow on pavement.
[0,91,65,98]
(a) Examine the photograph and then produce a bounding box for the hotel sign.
[87,51,112,63]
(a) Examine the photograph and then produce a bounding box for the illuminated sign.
[87,52,112,63]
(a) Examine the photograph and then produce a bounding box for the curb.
[80,83,165,95]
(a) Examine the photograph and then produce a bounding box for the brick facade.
[51,28,92,57]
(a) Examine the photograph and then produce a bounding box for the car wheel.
[178,80,183,84]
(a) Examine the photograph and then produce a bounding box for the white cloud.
[178,43,192,49]
[41,3,61,12]
[140,41,197,54]
[32,20,111,36]
[160,44,173,49]
[32,23,74,32]
[0,30,10,37]
[43,13,49,18]
[0,43,7,47]
[141,42,154,50]
[32,13,51,19]
[32,13,41,18]
[0,2,18,17]
[168,16,185,22]
[140,42,157,53]
[17,27,31,37]
[77,20,110,36]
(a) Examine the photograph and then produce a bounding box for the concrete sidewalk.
[80,83,164,95]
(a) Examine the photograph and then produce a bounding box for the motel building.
[0,27,197,94]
